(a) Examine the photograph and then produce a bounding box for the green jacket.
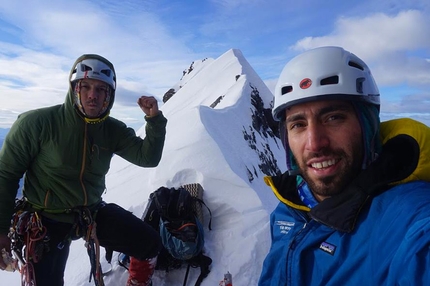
[0,55,167,234]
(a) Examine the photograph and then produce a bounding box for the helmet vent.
[320,76,339,86]
[281,85,293,95]
[348,61,364,71]
[101,69,111,77]
[81,64,93,72]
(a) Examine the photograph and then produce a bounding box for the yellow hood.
[380,118,430,184]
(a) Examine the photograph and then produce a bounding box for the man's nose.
[87,87,98,99]
[305,123,329,152]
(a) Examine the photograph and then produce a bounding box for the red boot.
[126,256,157,286]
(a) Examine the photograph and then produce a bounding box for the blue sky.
[0,0,429,129]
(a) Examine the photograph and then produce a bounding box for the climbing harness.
[9,199,105,286]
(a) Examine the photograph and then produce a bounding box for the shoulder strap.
[193,197,212,230]
[152,187,172,219]
[176,187,193,218]
[181,252,212,286]
[193,253,212,286]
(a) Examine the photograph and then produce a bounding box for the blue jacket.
[259,119,430,286]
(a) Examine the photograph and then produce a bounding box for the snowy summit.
[1,49,285,285]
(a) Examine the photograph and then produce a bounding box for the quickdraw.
[60,207,105,286]
[80,208,104,286]
[10,210,48,286]
[9,201,105,286]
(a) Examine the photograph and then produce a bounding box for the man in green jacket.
[0,54,167,286]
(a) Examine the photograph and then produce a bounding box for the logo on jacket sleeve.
[275,221,295,235]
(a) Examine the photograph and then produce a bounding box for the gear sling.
[10,198,162,286]
[9,198,106,286]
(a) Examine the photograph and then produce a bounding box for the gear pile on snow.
[120,183,212,286]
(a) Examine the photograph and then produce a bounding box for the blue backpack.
[153,186,206,260]
[116,185,212,285]
[147,185,212,285]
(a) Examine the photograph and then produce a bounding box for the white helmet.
[273,46,380,121]
[70,58,116,90]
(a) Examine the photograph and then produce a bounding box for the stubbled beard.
[83,100,102,116]
[298,147,362,198]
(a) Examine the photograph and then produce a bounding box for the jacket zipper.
[286,210,310,285]
[79,123,88,206]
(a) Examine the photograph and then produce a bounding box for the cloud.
[292,10,430,56]
[290,10,430,87]
[1,2,195,65]
[0,42,74,114]
[0,1,429,128]
[0,1,196,111]
[382,92,430,113]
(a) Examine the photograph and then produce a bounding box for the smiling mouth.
[311,159,337,169]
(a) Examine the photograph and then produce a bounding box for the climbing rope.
[77,207,104,286]
[11,211,47,286]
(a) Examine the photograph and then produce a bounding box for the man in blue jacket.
[259,46,430,285]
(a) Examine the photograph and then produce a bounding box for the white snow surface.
[0,49,286,285]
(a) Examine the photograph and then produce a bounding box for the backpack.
[143,184,212,285]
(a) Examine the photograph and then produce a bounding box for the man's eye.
[96,87,107,93]
[288,122,304,130]
[327,114,345,122]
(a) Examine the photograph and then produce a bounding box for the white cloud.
[292,10,430,55]
[0,1,429,128]
[291,10,430,86]
[0,0,198,126]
